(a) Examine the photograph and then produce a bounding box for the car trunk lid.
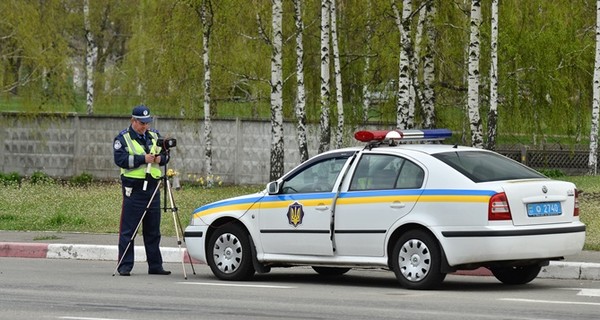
[500,179,577,226]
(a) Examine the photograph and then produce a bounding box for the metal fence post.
[520,145,527,165]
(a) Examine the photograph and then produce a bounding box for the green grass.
[0,181,262,237]
[1,177,598,250]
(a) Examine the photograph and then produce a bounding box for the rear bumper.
[437,223,586,266]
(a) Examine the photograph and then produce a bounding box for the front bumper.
[184,225,209,264]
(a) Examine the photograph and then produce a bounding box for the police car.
[184,129,585,289]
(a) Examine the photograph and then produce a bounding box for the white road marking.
[178,282,295,289]
[500,298,600,307]
[577,288,600,297]
[59,317,128,320]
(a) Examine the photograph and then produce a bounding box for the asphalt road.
[1,258,599,320]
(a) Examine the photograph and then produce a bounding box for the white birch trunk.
[421,1,436,129]
[393,0,412,130]
[410,4,426,127]
[589,0,600,175]
[319,0,331,153]
[486,0,499,151]
[270,0,284,180]
[331,0,344,149]
[362,0,373,123]
[201,0,214,186]
[467,0,483,148]
[84,0,97,115]
[293,0,309,162]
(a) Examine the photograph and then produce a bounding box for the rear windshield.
[433,150,546,182]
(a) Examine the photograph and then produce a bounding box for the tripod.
[112,156,196,279]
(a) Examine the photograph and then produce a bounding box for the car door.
[258,152,354,256]
[334,153,425,257]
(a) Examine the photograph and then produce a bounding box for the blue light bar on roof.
[398,129,452,140]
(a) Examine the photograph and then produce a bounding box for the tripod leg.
[166,179,197,275]
[176,211,197,275]
[165,178,190,279]
[113,180,162,276]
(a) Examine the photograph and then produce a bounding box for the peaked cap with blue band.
[132,105,153,123]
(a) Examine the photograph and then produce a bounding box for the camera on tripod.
[157,137,177,152]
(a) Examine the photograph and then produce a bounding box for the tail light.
[574,188,580,217]
[488,192,512,221]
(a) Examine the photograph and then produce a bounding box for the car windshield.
[433,150,546,182]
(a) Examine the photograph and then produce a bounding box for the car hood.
[191,190,267,221]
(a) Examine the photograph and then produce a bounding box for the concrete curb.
[2,242,598,280]
[0,242,199,264]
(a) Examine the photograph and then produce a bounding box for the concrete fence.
[0,113,327,185]
[0,113,592,185]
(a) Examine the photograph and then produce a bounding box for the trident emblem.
[287,202,304,227]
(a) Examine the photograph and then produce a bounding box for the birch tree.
[199,0,214,186]
[331,0,344,148]
[393,0,413,130]
[362,0,373,123]
[411,3,427,126]
[269,0,284,180]
[486,0,499,150]
[83,0,97,115]
[467,0,483,148]
[293,0,309,162]
[589,0,600,175]
[319,0,331,153]
[421,0,436,129]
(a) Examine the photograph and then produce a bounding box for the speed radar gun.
[113,137,196,279]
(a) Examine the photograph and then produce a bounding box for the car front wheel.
[207,223,256,281]
[490,265,541,285]
[391,230,446,290]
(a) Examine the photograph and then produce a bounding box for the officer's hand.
[154,155,161,164]
[145,154,156,163]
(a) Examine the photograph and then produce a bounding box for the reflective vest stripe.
[120,132,162,179]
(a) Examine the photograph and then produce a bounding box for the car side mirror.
[267,181,280,195]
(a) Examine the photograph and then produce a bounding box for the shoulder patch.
[113,140,122,150]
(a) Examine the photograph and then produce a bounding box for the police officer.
[113,105,171,276]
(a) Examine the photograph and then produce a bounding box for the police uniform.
[113,105,170,276]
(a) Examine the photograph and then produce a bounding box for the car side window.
[350,154,424,191]
[281,157,348,193]
[396,160,424,189]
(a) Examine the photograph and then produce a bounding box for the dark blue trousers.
[117,177,164,273]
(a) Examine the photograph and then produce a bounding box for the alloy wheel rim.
[213,233,242,274]
[398,239,431,282]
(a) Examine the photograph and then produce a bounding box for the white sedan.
[184,129,585,289]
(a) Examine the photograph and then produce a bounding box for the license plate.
[527,202,562,217]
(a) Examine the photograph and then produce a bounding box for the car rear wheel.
[490,265,541,285]
[207,223,255,281]
[312,266,351,276]
[391,230,446,290]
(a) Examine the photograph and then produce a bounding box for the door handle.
[316,204,329,211]
[390,201,406,209]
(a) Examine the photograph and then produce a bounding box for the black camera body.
[157,137,177,151]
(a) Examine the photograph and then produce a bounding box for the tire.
[312,266,351,276]
[206,223,256,281]
[490,265,541,285]
[391,230,446,290]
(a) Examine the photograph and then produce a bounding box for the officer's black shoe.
[148,269,171,275]
[119,270,131,276]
